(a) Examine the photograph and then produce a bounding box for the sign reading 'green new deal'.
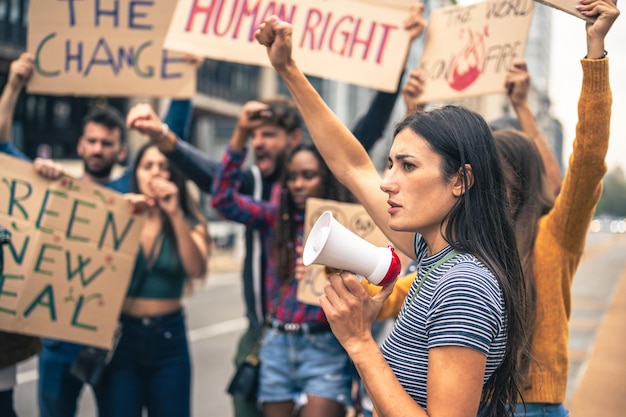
[0,155,143,349]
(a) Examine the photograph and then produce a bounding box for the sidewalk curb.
[569,266,626,416]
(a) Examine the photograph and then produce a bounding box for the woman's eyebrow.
[394,153,414,161]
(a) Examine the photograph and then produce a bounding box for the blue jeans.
[258,327,353,407]
[514,403,569,417]
[98,308,191,417]
[38,340,104,417]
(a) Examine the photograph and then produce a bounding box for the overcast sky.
[549,8,625,174]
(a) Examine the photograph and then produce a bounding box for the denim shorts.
[514,403,569,417]
[258,327,353,407]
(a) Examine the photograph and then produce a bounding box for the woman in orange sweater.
[370,1,619,415]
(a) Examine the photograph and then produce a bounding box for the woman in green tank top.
[98,141,211,417]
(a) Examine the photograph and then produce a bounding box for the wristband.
[585,50,608,60]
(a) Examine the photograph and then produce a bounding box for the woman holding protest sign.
[98,141,210,417]
[502,1,618,415]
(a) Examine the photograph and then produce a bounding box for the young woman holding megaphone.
[255,15,530,417]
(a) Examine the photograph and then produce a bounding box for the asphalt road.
[13,231,626,417]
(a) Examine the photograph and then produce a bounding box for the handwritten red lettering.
[185,0,218,33]
[300,11,398,64]
[185,0,297,41]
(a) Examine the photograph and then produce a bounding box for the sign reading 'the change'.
[27,0,196,98]
[0,155,143,349]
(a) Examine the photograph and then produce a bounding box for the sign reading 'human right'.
[164,0,412,92]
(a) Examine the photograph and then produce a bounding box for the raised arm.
[0,53,32,143]
[351,80,403,153]
[581,0,618,58]
[402,68,427,118]
[126,102,265,195]
[548,0,618,252]
[505,61,563,196]
[0,53,32,160]
[110,100,194,193]
[210,146,277,230]
[210,100,285,229]
[162,55,202,143]
[352,3,427,152]
[126,103,218,192]
[164,100,193,143]
[151,177,209,278]
[0,53,64,177]
[255,17,416,259]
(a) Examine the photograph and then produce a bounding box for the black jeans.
[0,388,18,417]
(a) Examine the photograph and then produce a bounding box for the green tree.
[596,166,626,217]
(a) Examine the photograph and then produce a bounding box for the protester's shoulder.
[439,253,501,297]
[430,255,504,323]
[106,173,130,193]
[0,142,31,161]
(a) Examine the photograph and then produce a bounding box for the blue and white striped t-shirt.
[380,237,507,408]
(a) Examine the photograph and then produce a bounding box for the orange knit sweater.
[364,58,611,404]
[524,58,611,403]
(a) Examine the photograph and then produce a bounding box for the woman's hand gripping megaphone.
[302,211,402,286]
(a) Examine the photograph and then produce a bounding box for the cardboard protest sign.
[298,198,390,306]
[27,0,196,98]
[0,155,143,349]
[164,0,412,92]
[534,0,594,22]
[417,0,534,103]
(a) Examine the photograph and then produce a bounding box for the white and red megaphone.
[303,211,401,286]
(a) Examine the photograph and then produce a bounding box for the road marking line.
[16,369,38,385]
[188,317,247,342]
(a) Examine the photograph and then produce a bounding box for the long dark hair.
[130,142,206,249]
[394,106,529,417]
[271,143,355,281]
[494,128,555,385]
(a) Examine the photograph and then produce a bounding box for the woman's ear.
[452,164,474,197]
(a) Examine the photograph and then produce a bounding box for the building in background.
[1,0,563,219]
